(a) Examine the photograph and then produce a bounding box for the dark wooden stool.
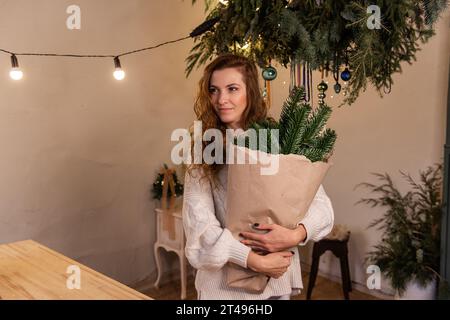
[306,234,352,300]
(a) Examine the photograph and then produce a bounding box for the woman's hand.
[246,250,293,279]
[240,223,307,253]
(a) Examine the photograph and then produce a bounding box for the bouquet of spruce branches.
[226,86,336,293]
[238,86,336,160]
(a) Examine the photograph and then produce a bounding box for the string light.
[113,57,125,81]
[9,54,23,80]
[0,16,219,81]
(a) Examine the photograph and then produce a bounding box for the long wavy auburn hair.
[187,54,269,186]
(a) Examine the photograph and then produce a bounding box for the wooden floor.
[136,271,379,300]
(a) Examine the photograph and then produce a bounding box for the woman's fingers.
[241,239,273,252]
[275,252,293,268]
[257,251,294,278]
[250,246,269,253]
[279,250,295,258]
[252,223,275,231]
[241,239,264,247]
[239,231,264,242]
[270,267,288,279]
[280,258,291,268]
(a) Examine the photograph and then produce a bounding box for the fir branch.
[302,103,333,145]
[279,86,306,147]
[235,86,337,162]
[281,103,311,154]
[188,0,448,105]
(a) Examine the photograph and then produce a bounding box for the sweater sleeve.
[298,184,334,246]
[182,168,251,272]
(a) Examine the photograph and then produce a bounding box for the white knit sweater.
[182,165,334,300]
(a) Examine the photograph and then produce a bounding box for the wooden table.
[0,240,151,300]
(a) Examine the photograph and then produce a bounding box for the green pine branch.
[234,86,337,162]
[188,0,448,105]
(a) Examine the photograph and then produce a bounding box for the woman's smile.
[218,107,234,112]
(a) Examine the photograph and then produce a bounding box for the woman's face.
[209,67,247,130]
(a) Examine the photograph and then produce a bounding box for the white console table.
[153,208,187,300]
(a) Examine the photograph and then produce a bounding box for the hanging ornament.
[262,87,267,98]
[334,83,341,94]
[290,61,312,103]
[340,51,352,83]
[263,80,272,108]
[262,65,277,81]
[262,63,276,108]
[341,67,351,81]
[333,65,341,94]
[317,80,328,105]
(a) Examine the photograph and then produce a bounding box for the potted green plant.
[356,164,443,299]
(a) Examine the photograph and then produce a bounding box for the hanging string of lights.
[0,16,219,81]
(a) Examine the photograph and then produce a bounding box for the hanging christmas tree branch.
[187,0,448,105]
[236,86,337,162]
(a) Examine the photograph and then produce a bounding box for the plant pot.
[394,279,437,300]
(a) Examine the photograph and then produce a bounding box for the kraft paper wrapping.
[225,146,332,293]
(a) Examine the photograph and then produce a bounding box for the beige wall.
[0,0,204,285]
[0,0,448,295]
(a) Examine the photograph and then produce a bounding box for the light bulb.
[113,57,125,81]
[114,69,125,80]
[10,55,23,81]
[10,68,23,80]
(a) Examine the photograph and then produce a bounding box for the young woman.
[182,54,334,300]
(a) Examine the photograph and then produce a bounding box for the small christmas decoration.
[152,164,184,240]
[333,66,342,94]
[334,83,342,94]
[151,164,184,201]
[340,67,351,82]
[262,65,277,81]
[262,65,277,109]
[317,80,328,105]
